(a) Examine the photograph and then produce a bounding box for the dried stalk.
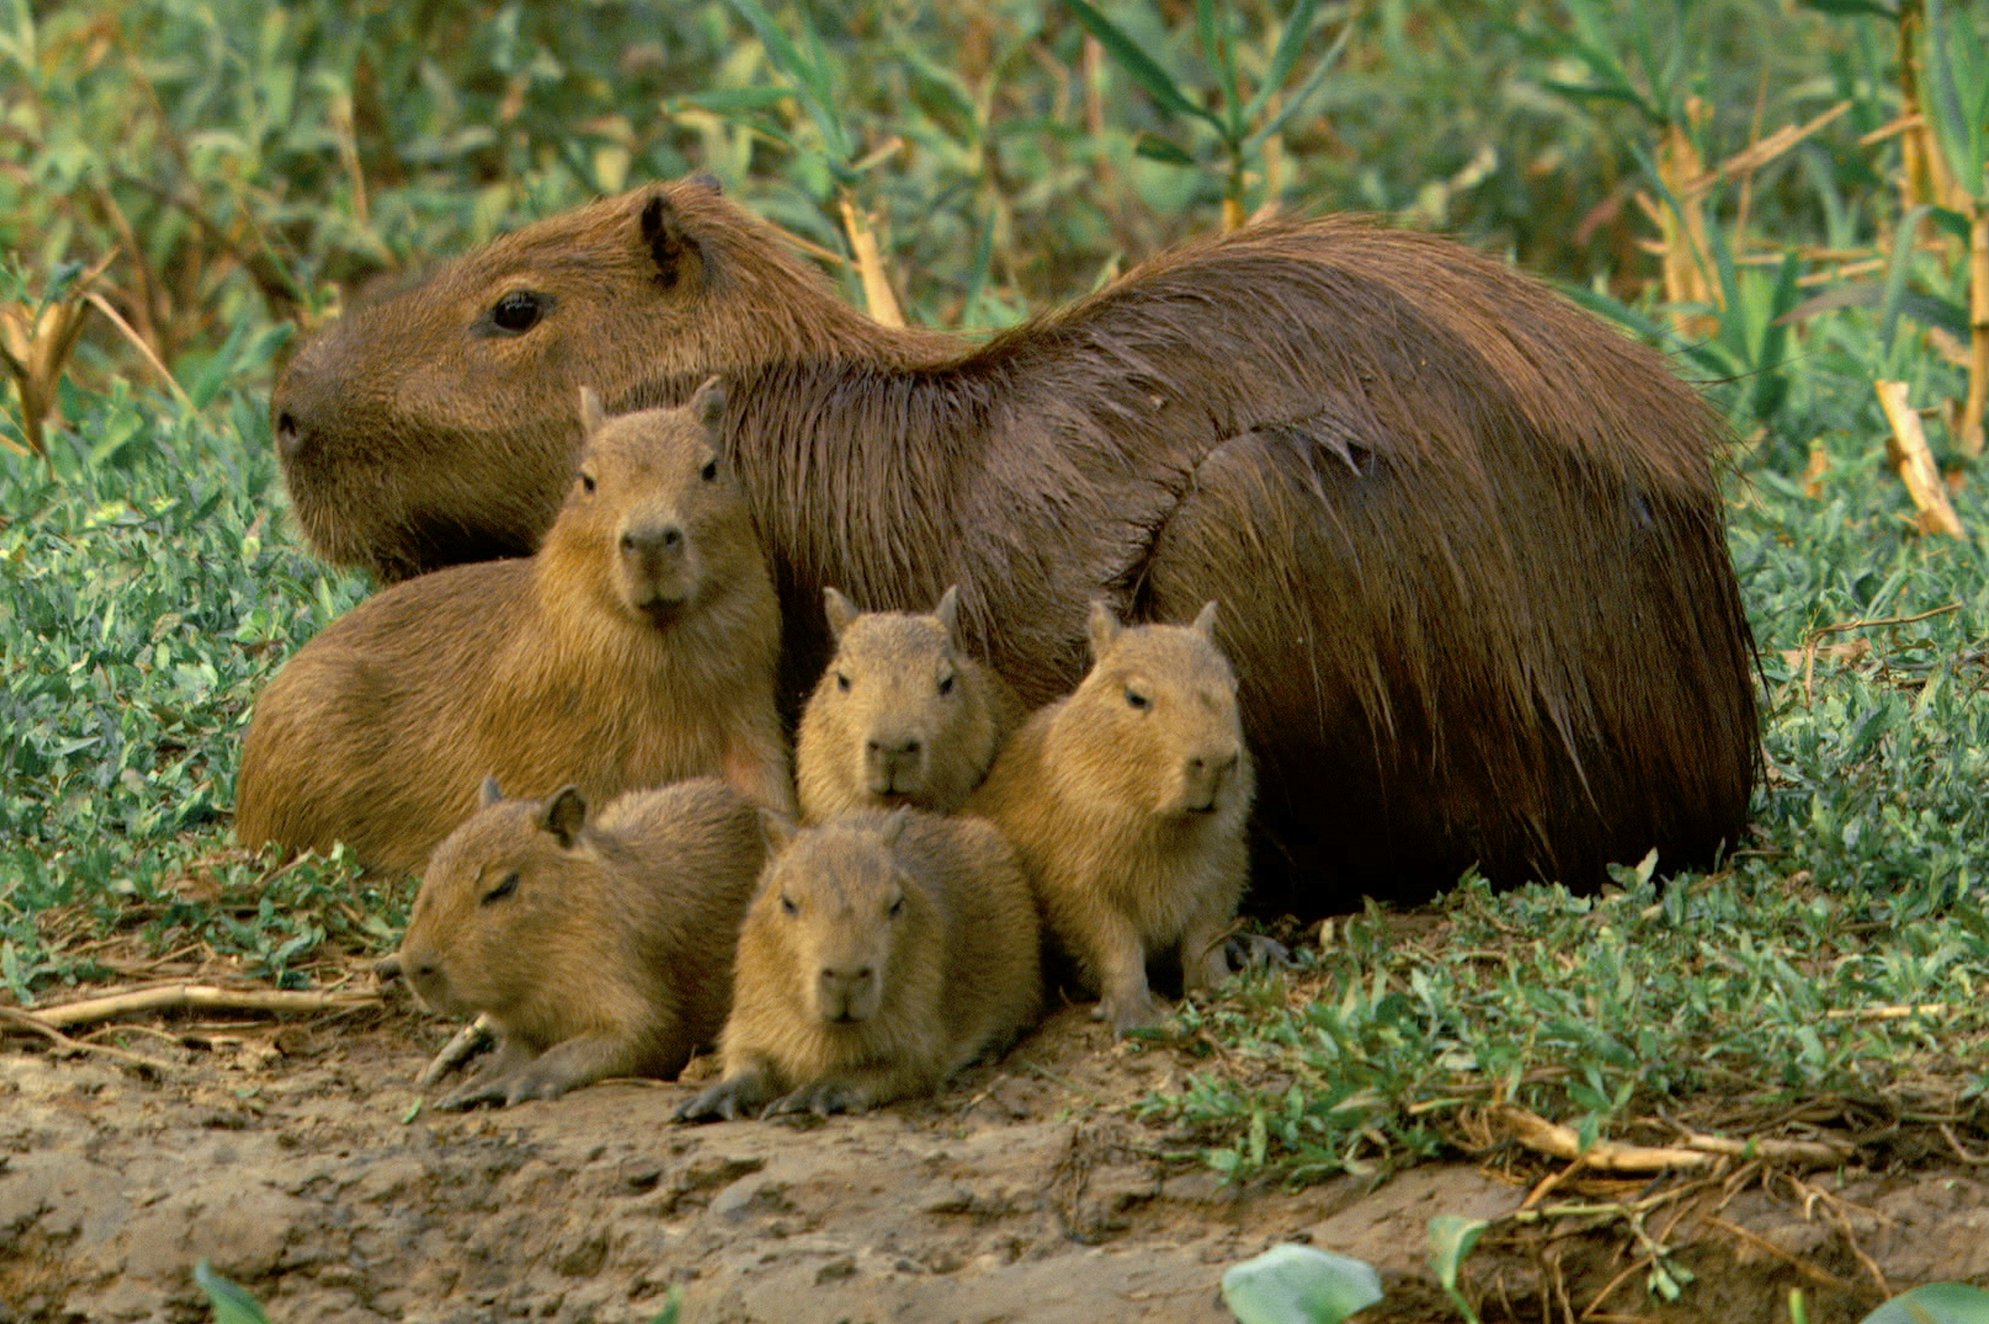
[1961,202,1988,458]
[1495,1106,1853,1173]
[838,195,905,329]
[1654,102,1718,340]
[1875,380,1966,535]
[16,983,380,1031]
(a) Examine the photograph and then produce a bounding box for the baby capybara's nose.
[620,524,685,557]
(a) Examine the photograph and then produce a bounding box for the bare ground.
[3,994,1988,1324]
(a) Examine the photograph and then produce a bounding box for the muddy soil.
[2,996,1986,1324]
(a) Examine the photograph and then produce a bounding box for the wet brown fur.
[676,809,1041,1120]
[795,586,1023,822]
[272,177,1759,905]
[388,777,765,1107]
[967,602,1252,1035]
[236,382,792,874]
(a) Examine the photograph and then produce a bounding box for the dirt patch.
[2,997,1985,1323]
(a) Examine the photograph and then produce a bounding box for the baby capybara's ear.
[932,585,961,643]
[481,775,505,807]
[823,586,861,641]
[758,807,799,856]
[686,170,723,195]
[1086,599,1123,661]
[1190,600,1220,639]
[877,805,911,848]
[540,785,588,849]
[638,191,703,293]
[690,375,726,433]
[577,387,607,438]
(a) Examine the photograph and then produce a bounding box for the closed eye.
[481,871,521,905]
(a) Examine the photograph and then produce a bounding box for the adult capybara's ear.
[1087,599,1123,661]
[638,190,703,293]
[690,375,726,433]
[577,387,607,438]
[541,785,588,849]
[1190,600,1220,639]
[481,775,505,807]
[823,586,860,641]
[932,585,961,644]
[758,807,799,856]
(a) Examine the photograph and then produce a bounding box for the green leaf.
[1220,1243,1384,1324]
[194,1261,273,1324]
[1134,131,1198,166]
[1245,22,1350,151]
[1196,0,1242,139]
[1062,0,1223,128]
[1243,0,1322,123]
[1921,0,1989,202]
[646,1285,686,1324]
[1799,0,1899,15]
[1429,1216,1488,1324]
[1859,1283,1989,1324]
[1879,205,1931,358]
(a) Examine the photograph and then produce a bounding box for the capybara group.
[380,777,766,1108]
[676,808,1041,1120]
[795,586,1021,822]
[236,379,793,874]
[269,176,1758,906]
[969,601,1252,1035]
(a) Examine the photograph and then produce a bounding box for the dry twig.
[1874,380,1965,536]
[15,982,379,1031]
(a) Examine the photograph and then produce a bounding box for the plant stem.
[1962,201,1989,458]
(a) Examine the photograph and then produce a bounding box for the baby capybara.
[378,777,765,1108]
[967,601,1253,1036]
[675,808,1041,1120]
[235,378,794,874]
[794,585,1022,822]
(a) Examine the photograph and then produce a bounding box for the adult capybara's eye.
[1125,687,1150,710]
[490,291,545,334]
[481,871,521,904]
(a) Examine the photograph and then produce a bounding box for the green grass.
[5,0,1989,1208]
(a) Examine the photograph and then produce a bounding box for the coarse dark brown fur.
[674,807,1041,1121]
[271,177,1759,906]
[381,777,765,1108]
[237,379,792,875]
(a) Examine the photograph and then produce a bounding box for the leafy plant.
[194,1260,272,1324]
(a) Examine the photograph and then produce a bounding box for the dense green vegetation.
[5,0,1989,1204]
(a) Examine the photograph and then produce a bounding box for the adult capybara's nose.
[620,522,686,557]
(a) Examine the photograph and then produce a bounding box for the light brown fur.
[967,601,1252,1036]
[272,177,1758,905]
[795,586,1022,823]
[235,380,793,875]
[382,777,765,1108]
[676,809,1041,1120]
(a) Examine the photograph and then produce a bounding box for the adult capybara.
[795,585,1022,822]
[968,601,1252,1035]
[675,807,1041,1120]
[270,176,1759,906]
[379,777,765,1108]
[236,378,793,874]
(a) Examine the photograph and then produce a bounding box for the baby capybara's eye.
[490,291,545,334]
[700,459,718,483]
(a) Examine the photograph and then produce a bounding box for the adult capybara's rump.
[270,178,1757,904]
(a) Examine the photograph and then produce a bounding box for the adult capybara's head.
[391,778,600,1024]
[1052,601,1247,819]
[748,811,935,1027]
[270,175,856,582]
[542,379,745,629]
[803,586,988,809]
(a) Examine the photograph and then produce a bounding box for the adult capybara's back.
[270,177,1758,907]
